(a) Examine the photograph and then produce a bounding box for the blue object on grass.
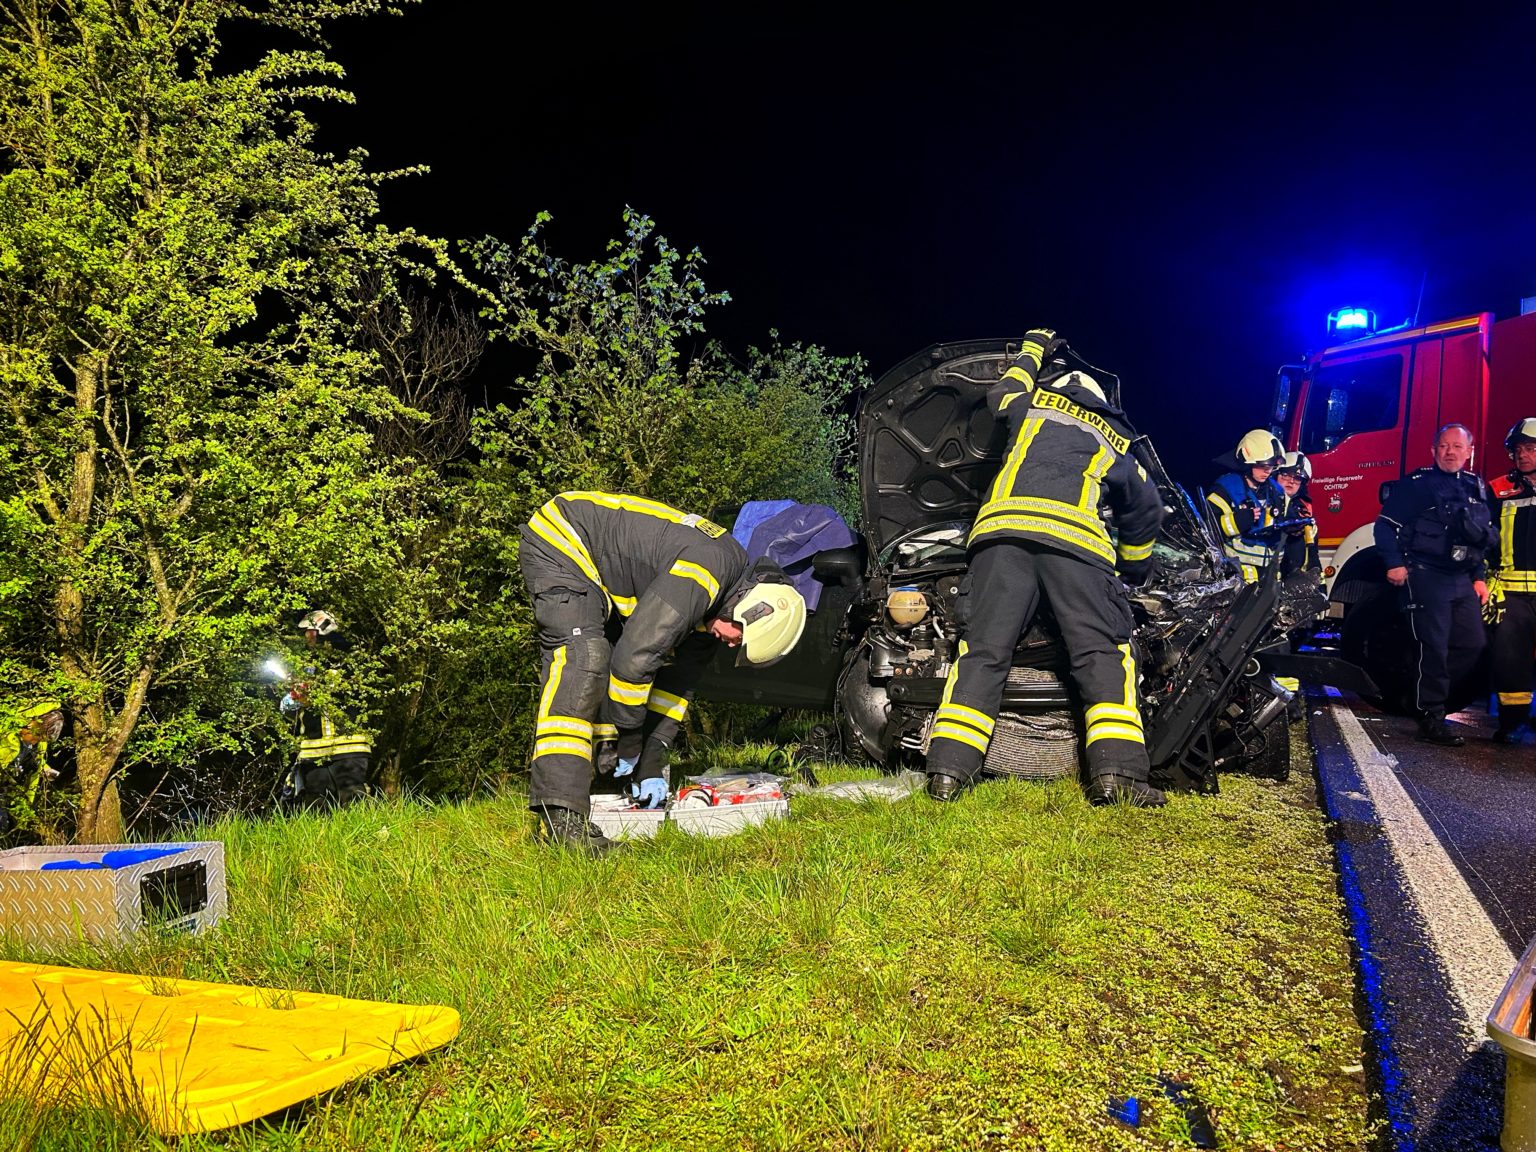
[1106,1095,1140,1126]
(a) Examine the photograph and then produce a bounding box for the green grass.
[0,722,1377,1150]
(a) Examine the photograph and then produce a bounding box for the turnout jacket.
[1374,466,1496,578]
[1207,472,1285,573]
[969,343,1163,576]
[1489,469,1536,593]
[522,491,749,729]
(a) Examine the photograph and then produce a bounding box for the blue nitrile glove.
[631,778,668,809]
[613,757,637,779]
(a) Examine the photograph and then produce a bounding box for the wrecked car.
[698,339,1370,793]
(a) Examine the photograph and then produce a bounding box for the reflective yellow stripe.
[969,515,1116,564]
[592,723,618,741]
[1498,572,1536,592]
[534,738,594,760]
[1118,643,1136,711]
[608,674,650,706]
[540,647,567,723]
[1207,492,1238,538]
[668,560,720,602]
[530,507,602,589]
[536,717,594,740]
[1029,390,1130,453]
[989,418,1045,504]
[931,721,991,753]
[1117,538,1154,562]
[1085,702,1142,729]
[562,491,692,524]
[1502,502,1517,571]
[297,734,373,760]
[1018,340,1046,365]
[610,594,637,617]
[935,702,995,735]
[975,495,1107,535]
[1079,445,1113,512]
[647,689,689,722]
[1085,722,1146,746]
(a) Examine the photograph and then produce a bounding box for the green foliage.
[463,208,864,521]
[0,0,439,839]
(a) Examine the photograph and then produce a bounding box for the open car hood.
[858,340,1124,557]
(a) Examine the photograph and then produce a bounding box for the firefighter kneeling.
[923,329,1167,808]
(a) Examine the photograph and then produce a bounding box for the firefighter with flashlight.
[519,491,807,851]
[1487,418,1536,744]
[1208,430,1287,583]
[923,330,1166,807]
[278,610,372,808]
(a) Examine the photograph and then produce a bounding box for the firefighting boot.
[536,806,615,855]
[926,773,965,802]
[1493,702,1532,744]
[1087,774,1167,809]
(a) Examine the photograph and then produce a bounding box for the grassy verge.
[0,721,1376,1150]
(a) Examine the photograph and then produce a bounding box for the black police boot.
[926,773,965,802]
[1417,714,1465,747]
[536,806,614,854]
[1087,774,1167,808]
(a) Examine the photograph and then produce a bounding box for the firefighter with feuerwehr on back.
[923,329,1166,808]
[1486,418,1536,744]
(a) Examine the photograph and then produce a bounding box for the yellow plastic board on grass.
[0,960,460,1134]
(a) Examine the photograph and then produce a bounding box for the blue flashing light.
[1327,307,1377,337]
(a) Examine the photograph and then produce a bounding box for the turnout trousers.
[925,540,1149,785]
[1403,565,1486,718]
[1492,591,1536,728]
[521,541,613,818]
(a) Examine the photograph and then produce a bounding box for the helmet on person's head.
[724,562,807,667]
[1275,451,1311,481]
[1045,369,1106,404]
[1235,430,1285,467]
[296,610,338,637]
[1505,417,1536,453]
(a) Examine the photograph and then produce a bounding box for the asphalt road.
[1308,688,1536,1152]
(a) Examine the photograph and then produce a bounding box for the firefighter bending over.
[924,330,1166,807]
[519,491,807,852]
[1487,418,1536,744]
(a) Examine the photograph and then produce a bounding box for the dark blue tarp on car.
[736,502,857,612]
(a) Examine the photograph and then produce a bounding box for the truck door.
[1295,349,1410,550]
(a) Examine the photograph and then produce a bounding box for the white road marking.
[1326,690,1516,1049]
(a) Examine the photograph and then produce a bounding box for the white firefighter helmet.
[296,609,338,637]
[1506,417,1536,453]
[1048,370,1106,403]
[732,581,808,667]
[1235,429,1285,467]
[1276,450,1311,481]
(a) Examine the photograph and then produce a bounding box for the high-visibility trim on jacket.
[1491,473,1536,591]
[967,354,1161,573]
[668,560,720,601]
[646,688,689,722]
[608,672,651,709]
[296,712,373,761]
[1208,473,1281,575]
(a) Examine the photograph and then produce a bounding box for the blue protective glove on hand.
[613,757,637,779]
[631,778,668,809]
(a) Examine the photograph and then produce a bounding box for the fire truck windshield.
[1298,354,1404,454]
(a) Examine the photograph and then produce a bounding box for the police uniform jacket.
[969,349,1163,578]
[522,491,748,729]
[1374,466,1497,578]
[1489,470,1536,593]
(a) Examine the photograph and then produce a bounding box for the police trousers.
[1403,565,1486,717]
[925,540,1149,785]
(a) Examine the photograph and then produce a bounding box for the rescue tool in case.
[590,773,789,839]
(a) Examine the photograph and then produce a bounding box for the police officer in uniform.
[1486,418,1536,744]
[1374,424,1497,746]
[520,491,807,851]
[924,330,1166,807]
[1207,430,1287,583]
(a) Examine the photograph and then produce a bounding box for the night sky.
[320,4,1536,489]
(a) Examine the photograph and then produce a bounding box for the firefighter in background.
[1374,424,1497,746]
[1207,430,1286,582]
[519,491,807,852]
[1486,418,1536,744]
[279,610,372,808]
[1,701,64,835]
[924,330,1166,807]
[1274,451,1321,577]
